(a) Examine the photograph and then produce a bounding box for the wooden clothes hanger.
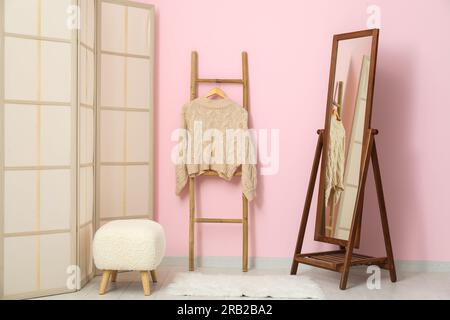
[332,81,343,121]
[205,87,227,99]
[332,104,341,121]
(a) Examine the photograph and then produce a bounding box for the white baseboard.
[394,260,450,273]
[162,256,293,270]
[161,256,450,273]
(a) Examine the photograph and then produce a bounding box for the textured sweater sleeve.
[175,105,189,195]
[241,111,257,201]
[333,122,345,204]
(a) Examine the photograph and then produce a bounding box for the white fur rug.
[166,272,324,299]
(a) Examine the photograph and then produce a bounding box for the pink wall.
[137,0,450,261]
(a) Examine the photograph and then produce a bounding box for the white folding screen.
[97,0,154,225]
[1,0,77,299]
[0,0,154,299]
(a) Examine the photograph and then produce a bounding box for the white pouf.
[93,219,165,296]
[93,219,166,271]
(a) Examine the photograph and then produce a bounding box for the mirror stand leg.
[290,261,299,276]
[340,130,375,290]
[339,267,350,290]
[290,131,323,275]
[371,140,397,283]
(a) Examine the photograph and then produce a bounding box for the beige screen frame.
[78,0,97,287]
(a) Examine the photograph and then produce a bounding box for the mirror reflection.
[322,36,373,240]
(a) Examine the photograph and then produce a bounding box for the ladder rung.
[197,78,244,84]
[202,170,242,177]
[195,218,243,224]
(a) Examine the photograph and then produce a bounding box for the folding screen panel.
[1,0,77,298]
[78,0,96,286]
[0,0,154,299]
[97,0,154,225]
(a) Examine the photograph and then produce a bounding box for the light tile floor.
[36,266,450,300]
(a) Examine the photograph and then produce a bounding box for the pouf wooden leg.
[140,271,151,296]
[99,270,112,295]
[150,270,157,283]
[111,271,118,282]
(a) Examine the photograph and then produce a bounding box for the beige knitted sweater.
[325,114,346,206]
[175,97,257,201]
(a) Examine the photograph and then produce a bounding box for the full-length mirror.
[316,30,379,242]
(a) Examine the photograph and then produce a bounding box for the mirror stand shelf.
[290,129,397,290]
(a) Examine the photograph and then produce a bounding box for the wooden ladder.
[188,51,250,272]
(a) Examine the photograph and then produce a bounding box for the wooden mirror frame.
[292,28,396,290]
[314,29,379,247]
